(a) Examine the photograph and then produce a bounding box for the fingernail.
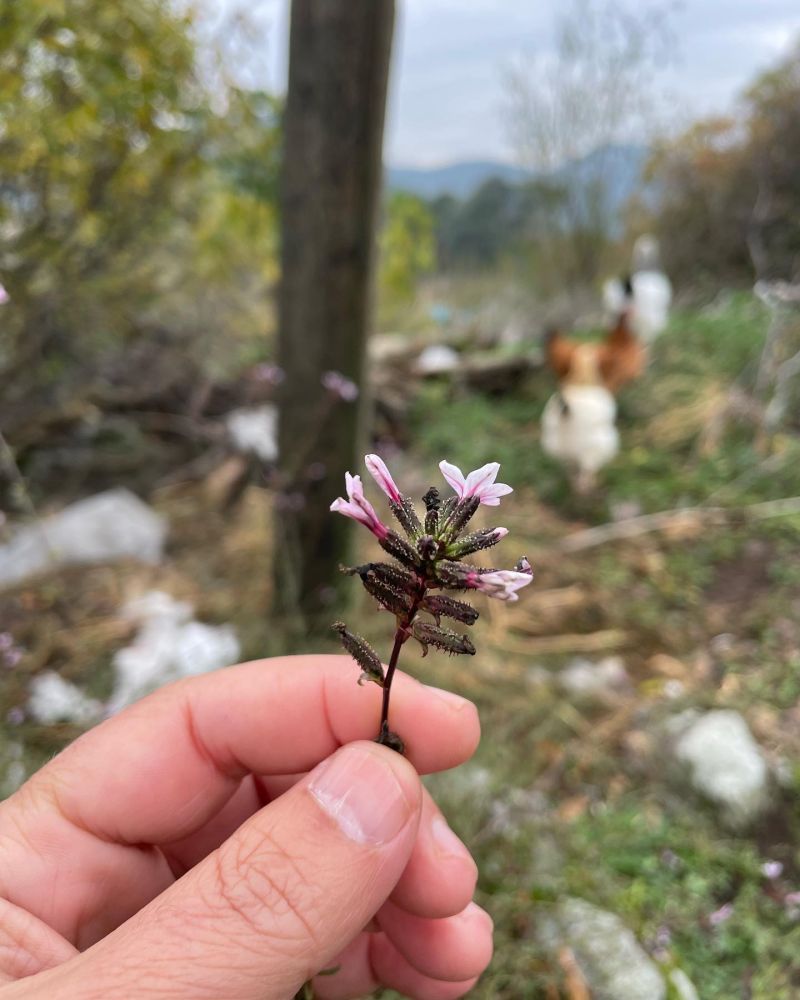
[309,745,413,846]
[422,683,472,712]
[431,815,470,861]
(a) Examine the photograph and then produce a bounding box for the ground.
[2,292,800,998]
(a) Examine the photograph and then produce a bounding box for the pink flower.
[330,473,388,539]
[252,363,285,385]
[322,370,359,402]
[472,569,533,603]
[365,454,402,503]
[0,284,9,306]
[708,903,734,927]
[439,460,512,507]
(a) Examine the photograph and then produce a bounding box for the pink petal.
[439,460,467,497]
[479,482,513,506]
[365,454,402,503]
[464,462,500,496]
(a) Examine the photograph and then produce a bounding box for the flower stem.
[378,587,424,751]
[380,629,405,735]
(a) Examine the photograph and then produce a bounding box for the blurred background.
[2,1,800,996]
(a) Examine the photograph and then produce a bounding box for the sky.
[239,0,800,168]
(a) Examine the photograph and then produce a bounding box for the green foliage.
[379,191,435,309]
[0,0,280,427]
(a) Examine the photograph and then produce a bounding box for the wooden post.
[274,0,395,632]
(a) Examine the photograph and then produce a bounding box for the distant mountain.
[386,160,532,200]
[386,145,650,211]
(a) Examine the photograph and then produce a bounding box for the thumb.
[45,743,422,1000]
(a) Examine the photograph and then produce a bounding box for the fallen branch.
[556,497,800,553]
[491,629,629,656]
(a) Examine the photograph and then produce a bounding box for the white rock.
[0,489,167,588]
[558,656,630,700]
[28,672,103,725]
[415,344,460,375]
[540,898,666,1000]
[674,710,770,827]
[225,405,278,462]
[169,621,240,678]
[121,590,194,626]
[107,590,240,713]
[1,742,25,798]
[669,969,700,1000]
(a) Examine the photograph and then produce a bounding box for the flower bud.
[332,622,384,686]
[420,594,479,626]
[447,527,508,558]
[416,534,441,561]
[422,487,441,534]
[412,621,476,657]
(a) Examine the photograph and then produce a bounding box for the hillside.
[386,143,650,207]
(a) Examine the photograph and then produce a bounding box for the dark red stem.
[379,584,425,737]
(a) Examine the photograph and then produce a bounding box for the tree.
[0,0,280,457]
[274,0,395,630]
[647,40,800,287]
[503,0,673,286]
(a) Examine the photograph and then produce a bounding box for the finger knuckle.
[209,826,322,957]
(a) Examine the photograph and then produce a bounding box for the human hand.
[0,655,491,999]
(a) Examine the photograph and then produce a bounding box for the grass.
[3,290,800,997]
[396,290,800,998]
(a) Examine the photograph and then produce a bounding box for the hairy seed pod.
[359,570,412,617]
[435,559,477,590]
[332,622,384,686]
[379,530,421,570]
[343,562,419,594]
[447,529,504,558]
[443,496,480,539]
[420,594,479,626]
[412,621,476,657]
[389,498,422,540]
[439,495,458,521]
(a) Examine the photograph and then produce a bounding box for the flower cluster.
[331,455,533,751]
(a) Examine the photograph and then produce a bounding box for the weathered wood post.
[274,0,395,632]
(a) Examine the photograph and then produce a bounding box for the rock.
[669,969,700,1000]
[673,710,770,828]
[540,898,666,1000]
[225,405,278,462]
[415,344,461,375]
[107,591,240,713]
[0,489,167,588]
[558,656,630,701]
[28,672,103,725]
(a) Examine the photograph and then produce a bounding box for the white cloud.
[218,0,800,167]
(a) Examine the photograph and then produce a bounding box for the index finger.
[21,655,480,847]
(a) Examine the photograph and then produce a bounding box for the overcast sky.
[248,0,800,167]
